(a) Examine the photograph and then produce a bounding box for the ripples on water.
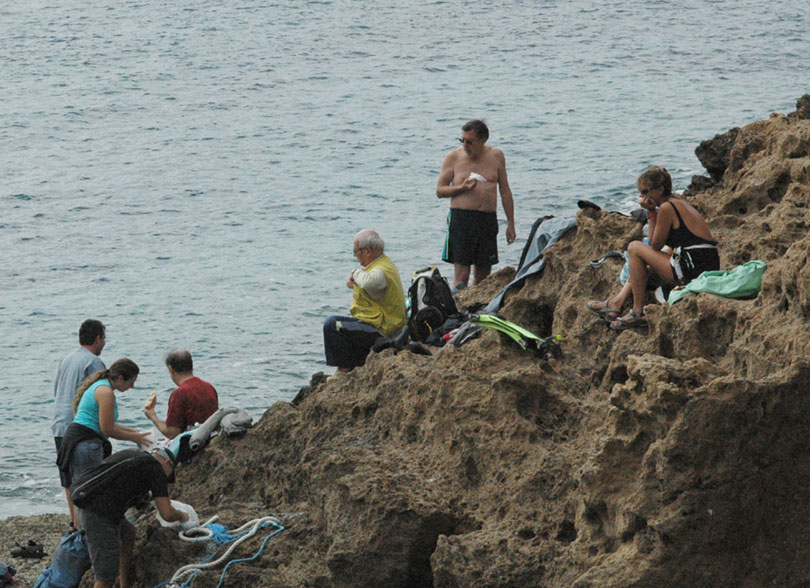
[1,0,808,518]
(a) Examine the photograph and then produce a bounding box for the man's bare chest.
[453,158,498,184]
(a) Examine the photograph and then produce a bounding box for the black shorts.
[670,246,720,285]
[442,209,499,267]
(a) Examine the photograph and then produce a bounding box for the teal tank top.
[73,378,119,437]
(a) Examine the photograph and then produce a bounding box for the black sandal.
[609,310,648,331]
[11,539,44,559]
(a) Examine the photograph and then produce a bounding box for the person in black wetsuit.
[590,166,719,330]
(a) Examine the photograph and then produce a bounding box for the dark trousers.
[323,315,381,369]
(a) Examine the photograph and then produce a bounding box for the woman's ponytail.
[72,359,139,415]
[73,369,109,415]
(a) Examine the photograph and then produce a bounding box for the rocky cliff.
[78,96,810,587]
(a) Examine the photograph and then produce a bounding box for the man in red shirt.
[143,350,218,439]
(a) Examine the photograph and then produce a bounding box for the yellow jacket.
[350,254,406,336]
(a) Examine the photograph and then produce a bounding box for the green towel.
[667,260,767,305]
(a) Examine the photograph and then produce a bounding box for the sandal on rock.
[609,310,648,331]
[587,300,622,321]
[11,539,44,559]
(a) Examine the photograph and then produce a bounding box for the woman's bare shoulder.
[671,196,703,215]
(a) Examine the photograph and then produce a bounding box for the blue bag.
[32,530,91,588]
[0,562,16,587]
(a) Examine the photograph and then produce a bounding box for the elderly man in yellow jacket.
[323,229,406,377]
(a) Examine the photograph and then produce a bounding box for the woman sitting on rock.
[587,166,719,330]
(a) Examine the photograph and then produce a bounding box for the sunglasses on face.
[458,138,474,146]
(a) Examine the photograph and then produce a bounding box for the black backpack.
[70,453,152,508]
[408,267,458,342]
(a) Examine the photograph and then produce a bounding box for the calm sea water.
[1,0,808,519]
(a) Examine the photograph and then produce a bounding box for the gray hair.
[354,229,385,253]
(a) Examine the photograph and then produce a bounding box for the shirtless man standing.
[436,119,516,290]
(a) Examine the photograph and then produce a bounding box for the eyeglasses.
[639,187,657,195]
[458,138,474,145]
[353,246,368,254]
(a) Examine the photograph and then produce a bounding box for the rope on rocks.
[152,515,285,588]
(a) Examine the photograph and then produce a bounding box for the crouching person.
[70,448,189,588]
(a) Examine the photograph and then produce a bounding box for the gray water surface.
[2,0,808,518]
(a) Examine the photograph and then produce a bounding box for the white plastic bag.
[154,500,199,531]
[138,429,158,451]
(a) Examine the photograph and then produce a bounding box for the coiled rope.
[152,515,285,588]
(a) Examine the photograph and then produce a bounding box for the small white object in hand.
[468,172,486,182]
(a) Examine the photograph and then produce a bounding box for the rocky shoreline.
[5,96,810,587]
[0,514,70,586]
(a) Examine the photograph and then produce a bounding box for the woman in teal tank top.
[73,377,120,433]
[67,358,151,481]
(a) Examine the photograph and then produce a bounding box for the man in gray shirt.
[53,318,106,528]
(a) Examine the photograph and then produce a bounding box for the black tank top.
[664,200,716,248]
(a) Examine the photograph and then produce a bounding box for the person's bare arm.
[497,151,516,244]
[436,151,476,198]
[143,392,182,439]
[648,201,674,252]
[96,387,151,446]
[144,409,182,439]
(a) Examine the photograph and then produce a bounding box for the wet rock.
[695,127,740,182]
[685,174,714,194]
[292,371,328,406]
[789,93,810,120]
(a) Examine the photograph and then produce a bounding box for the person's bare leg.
[66,488,79,530]
[627,253,649,316]
[591,280,632,318]
[454,264,471,288]
[622,241,674,319]
[119,521,135,588]
[472,264,492,285]
[609,280,633,310]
